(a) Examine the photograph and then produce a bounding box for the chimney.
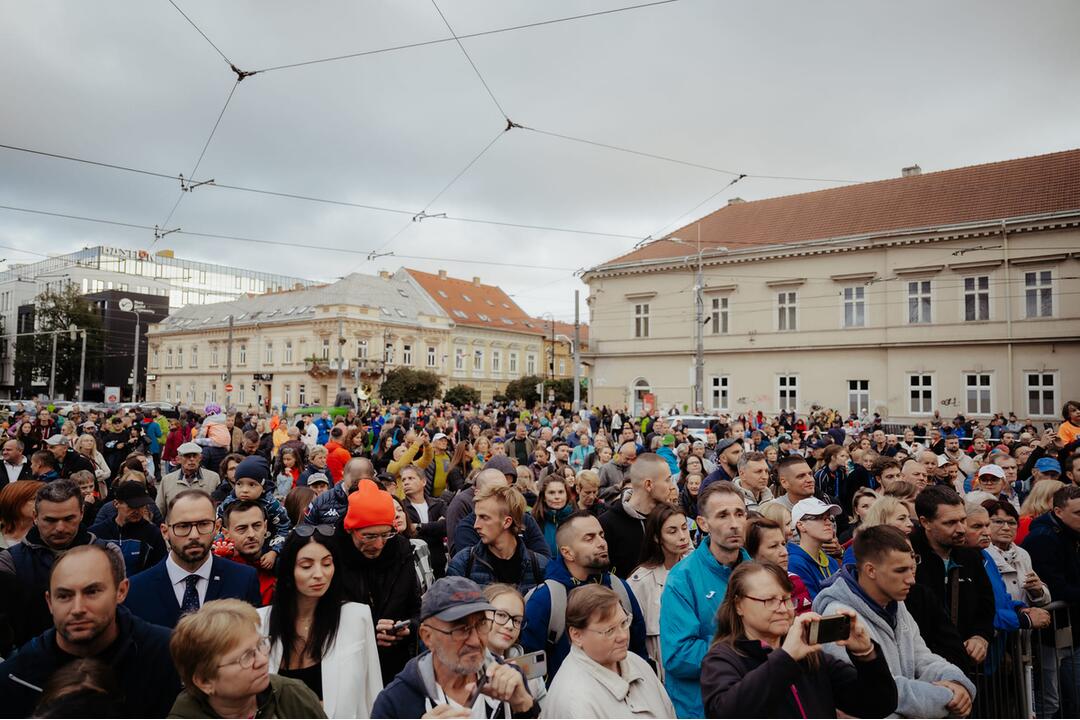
[472,276,481,287]
[437,269,448,280]
[902,164,922,177]
[378,270,390,280]
[727,197,745,205]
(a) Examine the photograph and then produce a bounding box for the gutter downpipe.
[1000,220,1014,413]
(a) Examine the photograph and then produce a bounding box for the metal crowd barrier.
[966,601,1076,719]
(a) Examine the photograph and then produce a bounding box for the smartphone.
[467,668,488,705]
[806,614,851,644]
[512,650,547,680]
[390,619,411,633]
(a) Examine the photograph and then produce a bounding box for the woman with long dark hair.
[532,476,573,557]
[257,527,383,717]
[700,562,896,718]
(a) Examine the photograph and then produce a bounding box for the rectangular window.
[777,375,798,411]
[907,280,932,324]
[210,346,219,367]
[558,358,566,375]
[238,344,247,365]
[151,349,159,369]
[634,303,650,338]
[710,297,729,335]
[238,385,245,404]
[777,292,797,331]
[176,346,184,368]
[427,346,437,367]
[492,350,501,374]
[403,344,412,365]
[964,276,990,321]
[190,345,198,368]
[711,376,729,411]
[909,374,934,414]
[509,352,518,374]
[356,339,367,359]
[321,339,330,360]
[298,383,306,405]
[284,385,291,406]
[965,373,992,415]
[264,341,273,365]
[1024,270,1053,318]
[284,341,293,364]
[234,275,242,289]
[473,349,484,372]
[455,348,465,371]
[198,270,206,284]
[385,343,394,364]
[1026,372,1057,417]
[527,354,536,375]
[843,287,865,328]
[848,379,869,416]
[166,348,173,368]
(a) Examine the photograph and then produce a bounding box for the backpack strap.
[544,579,566,646]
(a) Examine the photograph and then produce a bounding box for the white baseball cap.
[937,454,955,467]
[791,497,842,525]
[432,432,448,442]
[977,464,1005,480]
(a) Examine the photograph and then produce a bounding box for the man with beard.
[0,479,121,654]
[0,545,181,718]
[124,489,260,628]
[521,511,647,679]
[371,576,538,719]
[700,437,743,489]
[215,500,276,605]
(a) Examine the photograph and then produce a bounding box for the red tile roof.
[598,148,1080,268]
[535,319,589,347]
[405,268,546,335]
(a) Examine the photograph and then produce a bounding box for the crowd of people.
[0,395,1078,718]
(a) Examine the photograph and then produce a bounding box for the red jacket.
[325,441,351,483]
[212,541,276,606]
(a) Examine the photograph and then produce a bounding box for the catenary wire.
[430,0,510,121]
[166,0,234,67]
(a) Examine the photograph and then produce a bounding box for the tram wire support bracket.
[179,174,216,193]
[154,225,181,241]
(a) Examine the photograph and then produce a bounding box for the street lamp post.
[119,298,154,403]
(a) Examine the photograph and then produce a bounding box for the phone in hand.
[512,650,547,680]
[390,619,411,633]
[467,667,488,705]
[805,614,851,644]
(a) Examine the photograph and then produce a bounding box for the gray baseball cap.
[420,576,495,623]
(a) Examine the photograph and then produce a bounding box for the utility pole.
[48,333,57,400]
[573,290,582,412]
[548,319,554,382]
[132,312,141,403]
[78,329,86,403]
[694,250,704,414]
[225,314,234,407]
[335,316,344,394]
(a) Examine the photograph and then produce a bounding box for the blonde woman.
[841,495,914,566]
[1017,479,1065,543]
[75,433,112,487]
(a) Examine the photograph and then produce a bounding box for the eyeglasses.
[356,529,397,544]
[169,519,216,537]
[424,616,493,641]
[490,609,523,629]
[741,594,795,611]
[581,615,632,639]
[218,637,271,669]
[989,518,1019,527]
[294,524,335,538]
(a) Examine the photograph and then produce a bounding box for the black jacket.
[89,516,168,577]
[909,526,995,644]
[1023,511,1080,643]
[59,447,95,479]
[700,639,898,719]
[335,529,422,686]
[0,606,180,718]
[598,497,646,579]
[404,496,448,578]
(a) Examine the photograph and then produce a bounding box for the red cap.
[343,479,396,531]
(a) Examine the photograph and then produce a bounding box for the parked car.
[668,415,714,441]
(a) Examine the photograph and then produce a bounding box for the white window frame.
[284,341,293,364]
[210,345,219,367]
[166,348,173,368]
[264,341,273,365]
[385,342,395,365]
[633,303,650,338]
[356,339,366,359]
[427,346,437,367]
[908,373,935,415]
[298,383,306,405]
[1024,269,1054,318]
[710,296,729,335]
[321,338,331,360]
[847,379,869,416]
[176,346,184,369]
[492,350,501,374]
[402,344,412,366]
[777,291,797,332]
[842,286,866,328]
[509,352,518,374]
[284,384,292,406]
[455,347,465,372]
[907,280,932,324]
[777,375,798,411]
[190,345,198,368]
[963,275,990,322]
[710,375,729,411]
[473,349,484,373]
[151,349,159,369]
[558,358,565,375]
[526,353,536,376]
[1025,371,1058,417]
[238,344,247,365]
[964,372,993,416]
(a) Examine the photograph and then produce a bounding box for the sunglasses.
[294,524,335,538]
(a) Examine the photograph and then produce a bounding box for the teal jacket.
[659,540,750,718]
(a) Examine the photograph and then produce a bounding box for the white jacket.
[984,543,1051,605]
[542,645,674,719]
[626,563,673,683]
[257,602,383,718]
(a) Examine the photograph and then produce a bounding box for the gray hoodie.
[813,568,975,718]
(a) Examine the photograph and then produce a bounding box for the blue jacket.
[452,511,551,559]
[446,539,548,595]
[657,446,679,476]
[124,555,262,628]
[142,418,163,454]
[314,417,333,445]
[302,481,350,525]
[660,541,751,718]
[520,554,647,680]
[787,543,840,599]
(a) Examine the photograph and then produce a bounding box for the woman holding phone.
[481,583,547,707]
[700,562,897,718]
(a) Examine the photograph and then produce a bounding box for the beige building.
[583,149,1080,423]
[401,269,545,402]
[145,272,452,409]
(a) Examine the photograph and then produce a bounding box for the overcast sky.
[3,0,1078,323]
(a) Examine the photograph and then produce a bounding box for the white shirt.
[4,460,26,484]
[412,500,430,524]
[165,553,213,608]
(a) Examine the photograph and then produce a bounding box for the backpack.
[524,577,632,646]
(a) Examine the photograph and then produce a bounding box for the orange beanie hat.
[343,479,396,531]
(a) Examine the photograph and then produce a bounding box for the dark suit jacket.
[124,555,262,628]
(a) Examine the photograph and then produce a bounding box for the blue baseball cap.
[1034,457,1062,475]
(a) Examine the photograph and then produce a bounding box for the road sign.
[225,383,234,393]
[104,386,120,403]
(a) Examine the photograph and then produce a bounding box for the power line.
[166,0,233,67]
[430,0,509,121]
[252,0,683,75]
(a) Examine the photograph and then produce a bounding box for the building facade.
[583,149,1080,423]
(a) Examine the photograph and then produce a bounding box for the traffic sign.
[225,383,234,393]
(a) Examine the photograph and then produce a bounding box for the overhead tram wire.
[165,0,234,67]
[430,0,510,122]
[250,0,684,75]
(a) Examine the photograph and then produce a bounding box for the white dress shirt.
[165,553,214,608]
[4,460,26,485]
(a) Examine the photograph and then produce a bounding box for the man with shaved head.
[600,452,675,577]
[599,440,637,490]
[901,459,929,492]
[302,456,375,525]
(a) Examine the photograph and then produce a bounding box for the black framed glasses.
[424,615,493,641]
[294,524,335,538]
[490,609,523,629]
[169,519,216,537]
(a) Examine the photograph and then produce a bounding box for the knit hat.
[235,455,271,485]
[343,479,396,531]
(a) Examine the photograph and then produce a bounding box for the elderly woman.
[542,584,674,718]
[168,599,326,719]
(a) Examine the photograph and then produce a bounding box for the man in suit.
[1,439,33,489]
[156,442,220,517]
[125,489,260,628]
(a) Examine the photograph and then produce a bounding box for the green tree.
[504,375,545,402]
[443,385,480,406]
[378,367,441,403]
[13,286,103,399]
